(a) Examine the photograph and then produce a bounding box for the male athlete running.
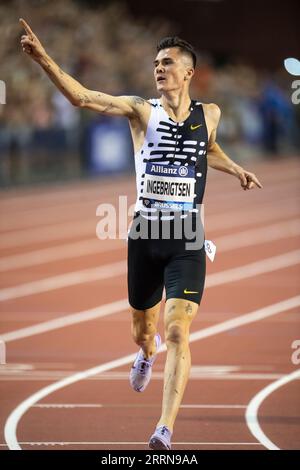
[20,18,262,450]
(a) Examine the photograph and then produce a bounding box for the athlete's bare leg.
[131,302,161,359]
[156,298,198,432]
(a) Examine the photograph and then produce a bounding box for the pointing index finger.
[252,175,263,189]
[19,18,34,37]
[245,171,263,189]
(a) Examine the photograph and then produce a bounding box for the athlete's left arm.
[206,104,263,190]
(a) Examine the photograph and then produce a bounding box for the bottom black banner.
[0,449,297,467]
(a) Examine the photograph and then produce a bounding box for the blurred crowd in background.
[0,0,299,186]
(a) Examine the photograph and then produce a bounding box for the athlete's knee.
[131,311,156,346]
[165,321,188,347]
[132,328,155,346]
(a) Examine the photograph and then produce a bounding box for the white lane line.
[1,177,296,234]
[0,176,131,204]
[2,166,298,218]
[209,179,300,208]
[0,179,133,216]
[0,219,96,249]
[0,191,134,233]
[181,404,247,409]
[207,164,300,187]
[205,249,300,288]
[4,294,300,450]
[0,200,111,231]
[2,164,296,214]
[1,194,299,249]
[2,217,299,272]
[1,246,300,305]
[245,368,300,450]
[0,441,263,446]
[1,299,128,342]
[216,219,300,251]
[34,404,104,408]
[3,180,134,206]
[189,296,300,343]
[208,196,300,232]
[0,372,288,381]
[32,403,246,409]
[1,195,132,231]
[0,238,125,272]
[0,260,126,302]
[4,354,137,450]
[1,250,300,340]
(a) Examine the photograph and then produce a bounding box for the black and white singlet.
[134,98,208,218]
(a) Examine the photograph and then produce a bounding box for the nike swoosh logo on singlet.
[190,124,202,130]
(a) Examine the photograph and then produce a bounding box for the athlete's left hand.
[235,166,263,190]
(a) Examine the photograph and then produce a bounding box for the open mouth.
[157,77,166,83]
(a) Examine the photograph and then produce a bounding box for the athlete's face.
[154,47,194,92]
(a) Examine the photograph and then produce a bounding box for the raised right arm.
[19,18,147,119]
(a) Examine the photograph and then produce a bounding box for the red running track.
[0,157,300,450]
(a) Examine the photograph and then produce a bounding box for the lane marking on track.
[0,219,97,249]
[4,294,300,449]
[1,200,121,231]
[216,219,300,251]
[1,218,299,272]
[0,372,291,381]
[2,165,297,220]
[2,250,300,341]
[31,403,247,409]
[0,239,125,272]
[1,179,296,236]
[183,404,246,409]
[208,196,300,232]
[33,404,104,408]
[0,441,263,446]
[189,296,300,342]
[0,260,127,302]
[205,249,300,288]
[245,368,300,450]
[0,177,133,209]
[1,194,299,249]
[1,299,129,342]
[1,248,300,303]
[1,194,133,231]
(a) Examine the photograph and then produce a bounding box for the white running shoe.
[148,425,172,450]
[129,333,161,392]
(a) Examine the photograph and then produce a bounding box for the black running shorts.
[127,213,206,310]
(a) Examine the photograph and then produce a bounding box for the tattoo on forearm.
[97,93,115,112]
[103,102,114,113]
[78,93,91,105]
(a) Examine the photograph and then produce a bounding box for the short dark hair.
[157,36,197,68]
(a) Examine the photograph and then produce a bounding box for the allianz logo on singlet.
[150,164,188,177]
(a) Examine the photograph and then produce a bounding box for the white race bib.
[142,162,195,211]
[204,239,216,262]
